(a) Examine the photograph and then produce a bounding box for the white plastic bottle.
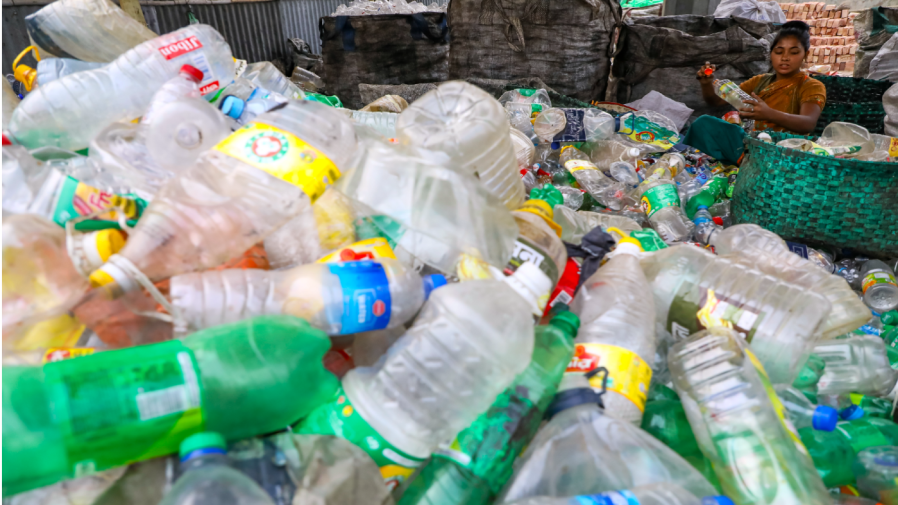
[160,432,274,505]
[9,25,235,150]
[814,335,898,397]
[505,483,731,505]
[710,224,871,339]
[640,244,831,385]
[242,61,304,99]
[860,259,898,313]
[773,384,838,432]
[396,81,525,210]
[169,258,444,336]
[568,235,655,425]
[635,179,694,244]
[89,100,357,294]
[496,372,717,503]
[669,326,831,505]
[140,64,203,126]
[318,263,550,479]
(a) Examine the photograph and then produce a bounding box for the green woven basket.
[815,75,892,103]
[732,131,898,257]
[814,101,886,136]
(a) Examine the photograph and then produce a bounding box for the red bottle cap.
[713,216,724,226]
[179,64,204,83]
[704,67,713,76]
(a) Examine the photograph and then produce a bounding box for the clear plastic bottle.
[9,25,235,150]
[242,61,304,99]
[774,384,838,432]
[854,446,898,505]
[559,146,630,210]
[533,108,567,142]
[297,264,550,486]
[553,206,643,245]
[508,192,567,288]
[344,110,399,138]
[141,64,203,126]
[710,224,871,339]
[635,179,694,244]
[219,90,290,126]
[504,483,731,505]
[669,326,832,505]
[814,335,898,398]
[510,127,536,170]
[712,79,752,109]
[32,59,106,89]
[861,260,898,313]
[24,0,157,62]
[495,373,717,502]
[89,100,357,294]
[691,205,720,245]
[144,98,232,173]
[568,236,655,425]
[160,432,274,505]
[817,122,875,158]
[169,258,445,336]
[396,81,525,210]
[640,244,831,384]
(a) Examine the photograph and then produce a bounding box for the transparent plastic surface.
[814,335,898,397]
[853,446,898,505]
[343,277,536,458]
[2,145,69,219]
[669,326,831,505]
[345,110,398,138]
[506,483,706,505]
[34,58,106,87]
[533,108,566,142]
[169,258,426,335]
[711,224,871,339]
[640,245,831,384]
[511,210,567,285]
[559,146,631,210]
[144,98,231,172]
[396,81,525,210]
[24,0,156,62]
[160,453,274,505]
[10,25,235,150]
[510,127,536,170]
[861,260,898,313]
[774,384,835,431]
[635,180,694,243]
[262,206,323,270]
[553,206,642,245]
[570,252,656,424]
[242,61,304,99]
[818,122,875,158]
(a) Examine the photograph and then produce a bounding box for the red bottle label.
[158,36,204,60]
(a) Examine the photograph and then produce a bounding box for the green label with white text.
[640,184,680,218]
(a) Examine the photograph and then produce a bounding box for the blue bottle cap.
[220,95,245,119]
[550,141,560,150]
[813,405,839,431]
[423,274,447,300]
[840,404,865,421]
[702,497,735,505]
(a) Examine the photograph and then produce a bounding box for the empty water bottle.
[242,61,304,99]
[802,417,898,488]
[504,484,731,505]
[774,384,838,432]
[635,179,694,243]
[141,64,203,126]
[691,205,720,245]
[159,432,275,505]
[559,145,630,210]
[814,335,898,398]
[861,260,898,313]
[854,446,898,504]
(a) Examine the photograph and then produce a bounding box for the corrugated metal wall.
[2,4,43,76]
[279,0,343,53]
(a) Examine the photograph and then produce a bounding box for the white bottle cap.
[504,261,553,316]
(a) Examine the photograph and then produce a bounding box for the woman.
[684,21,827,162]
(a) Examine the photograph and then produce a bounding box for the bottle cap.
[702,498,734,505]
[423,274,447,300]
[14,64,36,92]
[839,404,865,421]
[546,368,606,419]
[712,216,724,226]
[220,95,246,119]
[179,432,226,460]
[882,311,898,326]
[549,311,580,340]
[550,141,560,150]
[812,405,839,431]
[504,262,552,316]
[179,64,204,83]
[71,228,127,277]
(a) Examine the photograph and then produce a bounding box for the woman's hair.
[773,20,811,52]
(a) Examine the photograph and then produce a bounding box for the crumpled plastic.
[713,0,786,23]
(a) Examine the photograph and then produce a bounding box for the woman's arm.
[697,63,728,107]
[740,93,821,134]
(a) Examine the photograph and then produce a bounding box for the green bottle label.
[667,285,765,342]
[630,229,668,251]
[52,176,145,227]
[836,420,890,454]
[640,184,680,218]
[43,340,204,476]
[295,386,425,490]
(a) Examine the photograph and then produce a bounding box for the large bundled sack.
[319,13,449,109]
[610,16,776,123]
[886,83,898,137]
[868,32,898,82]
[713,0,786,23]
[447,0,621,102]
[853,7,898,79]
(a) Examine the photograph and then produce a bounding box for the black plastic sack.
[319,13,449,109]
[448,0,620,102]
[610,16,776,122]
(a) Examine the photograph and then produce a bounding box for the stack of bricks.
[782,2,859,73]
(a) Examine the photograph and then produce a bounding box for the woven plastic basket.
[814,101,886,136]
[815,75,892,103]
[732,131,898,257]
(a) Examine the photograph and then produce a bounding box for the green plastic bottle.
[839,394,894,421]
[397,312,579,505]
[684,177,727,219]
[801,417,898,488]
[2,315,339,496]
[793,354,826,403]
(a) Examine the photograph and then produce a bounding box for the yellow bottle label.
[566,343,652,412]
[745,348,809,454]
[888,137,898,157]
[42,347,96,363]
[564,159,597,173]
[214,122,340,203]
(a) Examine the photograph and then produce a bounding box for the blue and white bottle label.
[329,261,392,334]
[575,490,640,505]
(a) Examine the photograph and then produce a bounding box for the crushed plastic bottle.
[559,145,631,210]
[861,260,898,313]
[242,61,304,99]
[814,335,898,398]
[635,178,694,243]
[504,484,732,505]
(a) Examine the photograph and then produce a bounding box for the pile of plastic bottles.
[4,6,898,505]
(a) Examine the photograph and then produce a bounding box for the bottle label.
[574,490,640,505]
[317,238,397,264]
[157,35,218,96]
[505,237,560,286]
[889,137,898,157]
[328,261,392,334]
[668,287,765,343]
[564,159,598,173]
[630,229,668,251]
[295,386,425,490]
[213,122,340,203]
[43,340,204,474]
[554,109,588,143]
[835,419,890,454]
[53,176,144,226]
[42,347,96,363]
[745,348,808,454]
[640,184,680,218]
[619,114,681,151]
[862,269,898,293]
[566,343,652,412]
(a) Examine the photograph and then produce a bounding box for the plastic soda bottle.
[159,432,274,505]
[802,417,898,488]
[773,384,838,432]
[854,446,898,504]
[814,335,898,398]
[861,260,898,313]
[2,315,338,496]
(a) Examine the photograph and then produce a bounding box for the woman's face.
[771,35,807,76]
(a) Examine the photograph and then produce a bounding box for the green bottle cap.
[530,184,564,209]
[549,311,580,340]
[882,311,898,326]
[179,432,226,459]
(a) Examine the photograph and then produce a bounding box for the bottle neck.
[180,451,230,473]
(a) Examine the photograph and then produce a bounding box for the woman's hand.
[740,93,774,121]
[696,62,716,84]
